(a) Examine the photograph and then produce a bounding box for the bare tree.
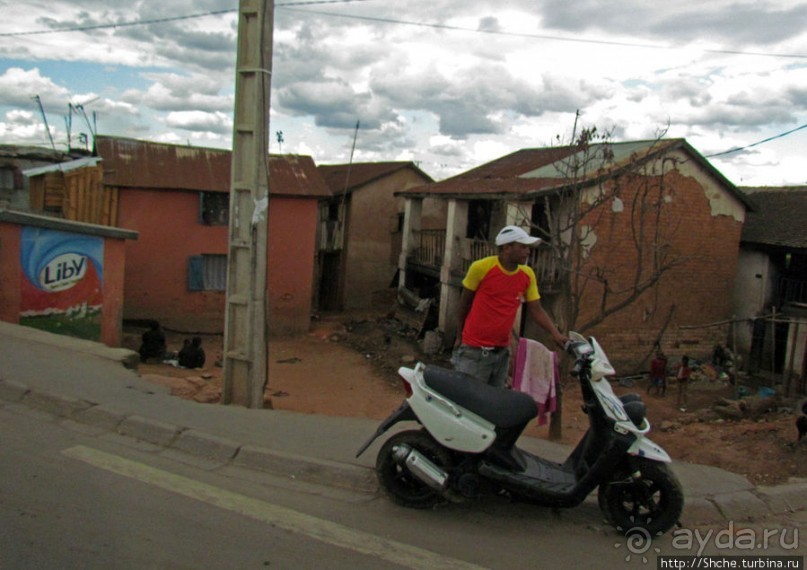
[519,122,687,440]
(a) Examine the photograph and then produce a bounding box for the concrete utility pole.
[222,0,274,408]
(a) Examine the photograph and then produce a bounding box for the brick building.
[316,162,435,311]
[396,139,753,372]
[93,136,331,336]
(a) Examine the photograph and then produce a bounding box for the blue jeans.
[451,344,510,388]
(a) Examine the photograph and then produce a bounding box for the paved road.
[1,322,805,568]
[4,399,805,569]
[1,399,658,569]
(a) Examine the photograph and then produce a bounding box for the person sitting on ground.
[139,321,167,363]
[178,336,206,369]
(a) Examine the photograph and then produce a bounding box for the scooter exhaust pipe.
[392,444,448,491]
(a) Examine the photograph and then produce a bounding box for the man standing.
[453,225,568,387]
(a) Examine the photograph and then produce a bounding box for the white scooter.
[356,333,683,536]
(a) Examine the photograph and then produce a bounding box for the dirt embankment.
[126,314,807,486]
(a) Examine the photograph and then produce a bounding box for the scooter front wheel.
[599,458,683,536]
[376,430,452,509]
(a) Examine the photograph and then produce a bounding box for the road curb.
[172,430,241,463]
[0,379,376,495]
[76,404,129,431]
[25,390,95,418]
[0,379,28,402]
[232,444,377,493]
[4,378,807,522]
[755,482,807,515]
[118,415,183,447]
[710,490,772,522]
[679,498,726,525]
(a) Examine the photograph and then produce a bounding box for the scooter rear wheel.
[599,458,683,536]
[376,429,452,509]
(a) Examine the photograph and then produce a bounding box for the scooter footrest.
[480,455,577,494]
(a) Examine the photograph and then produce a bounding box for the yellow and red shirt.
[461,256,540,348]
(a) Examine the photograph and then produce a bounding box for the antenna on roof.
[334,120,359,249]
[276,130,284,153]
[74,103,98,154]
[65,103,73,151]
[341,120,360,198]
[32,95,57,152]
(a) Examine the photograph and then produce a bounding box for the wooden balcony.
[409,229,560,288]
[412,229,445,268]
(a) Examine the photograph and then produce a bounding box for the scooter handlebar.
[564,338,597,380]
[565,339,594,359]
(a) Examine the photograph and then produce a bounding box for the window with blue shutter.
[188,254,227,291]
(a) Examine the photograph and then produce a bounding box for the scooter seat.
[422,365,538,428]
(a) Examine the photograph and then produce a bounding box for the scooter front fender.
[355,401,418,458]
[627,436,672,463]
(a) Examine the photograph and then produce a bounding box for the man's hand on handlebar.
[553,331,570,350]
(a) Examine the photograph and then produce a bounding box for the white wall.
[733,249,775,353]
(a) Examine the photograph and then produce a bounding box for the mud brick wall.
[571,165,744,373]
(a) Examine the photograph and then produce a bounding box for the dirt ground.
[124,312,807,486]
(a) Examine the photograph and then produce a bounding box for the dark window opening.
[531,200,551,242]
[201,192,229,225]
[328,201,341,221]
[467,200,492,240]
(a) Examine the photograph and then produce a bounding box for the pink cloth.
[513,338,558,426]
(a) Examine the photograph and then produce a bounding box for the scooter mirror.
[568,341,593,359]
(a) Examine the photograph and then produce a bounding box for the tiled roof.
[739,186,807,249]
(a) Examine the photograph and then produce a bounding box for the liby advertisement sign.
[39,252,90,291]
[20,227,104,340]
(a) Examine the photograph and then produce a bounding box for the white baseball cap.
[495,225,541,246]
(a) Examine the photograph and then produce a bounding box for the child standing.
[676,355,692,412]
[648,351,668,397]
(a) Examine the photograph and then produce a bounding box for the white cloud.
[127,73,233,113]
[0,1,804,185]
[164,110,230,134]
[0,67,71,106]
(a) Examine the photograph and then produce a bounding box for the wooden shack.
[25,157,118,226]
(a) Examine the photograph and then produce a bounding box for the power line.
[5,3,805,162]
[280,7,807,60]
[0,9,236,37]
[0,1,372,37]
[281,0,374,5]
[706,123,807,158]
[2,3,805,60]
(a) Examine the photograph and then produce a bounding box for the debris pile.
[712,391,780,420]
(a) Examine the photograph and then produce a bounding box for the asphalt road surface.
[1,401,804,569]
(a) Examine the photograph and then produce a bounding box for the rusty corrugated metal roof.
[397,139,753,209]
[400,177,559,198]
[0,145,74,162]
[452,147,580,180]
[95,136,331,198]
[399,141,677,198]
[318,162,433,194]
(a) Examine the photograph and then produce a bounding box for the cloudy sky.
[1,0,805,186]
